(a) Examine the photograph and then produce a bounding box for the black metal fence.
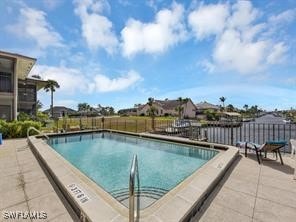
[201,122,296,152]
[51,117,296,152]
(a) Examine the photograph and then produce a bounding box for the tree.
[78,103,90,112]
[243,104,248,112]
[175,97,185,119]
[36,100,43,111]
[134,103,142,108]
[147,97,157,130]
[226,104,235,112]
[219,96,226,110]
[183,98,189,118]
[44,79,60,118]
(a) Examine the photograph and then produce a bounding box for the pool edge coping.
[28,130,239,222]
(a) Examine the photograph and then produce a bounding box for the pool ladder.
[129,155,139,222]
[27,126,49,140]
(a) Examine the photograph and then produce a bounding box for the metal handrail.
[27,126,49,140]
[129,155,139,222]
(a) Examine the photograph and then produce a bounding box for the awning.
[0,50,36,80]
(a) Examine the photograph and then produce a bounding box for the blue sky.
[0,0,295,111]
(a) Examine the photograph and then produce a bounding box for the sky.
[0,0,295,111]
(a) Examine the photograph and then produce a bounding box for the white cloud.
[227,1,259,30]
[199,59,216,73]
[74,0,118,53]
[121,3,187,57]
[188,3,229,40]
[30,65,142,94]
[6,7,63,49]
[30,65,88,94]
[191,1,289,74]
[213,29,268,74]
[43,0,64,10]
[266,42,288,64]
[269,9,296,25]
[91,70,142,92]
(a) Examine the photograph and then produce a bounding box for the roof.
[118,108,137,112]
[25,77,48,90]
[222,112,241,117]
[196,101,220,110]
[43,106,77,114]
[154,99,190,110]
[0,50,36,80]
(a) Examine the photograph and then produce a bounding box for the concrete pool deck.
[1,138,295,222]
[0,138,78,222]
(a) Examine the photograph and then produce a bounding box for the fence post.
[230,124,234,145]
[56,119,59,133]
[272,124,275,140]
[204,129,208,142]
[135,120,138,133]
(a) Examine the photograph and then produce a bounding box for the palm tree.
[78,103,90,113]
[219,96,226,110]
[183,97,189,118]
[147,97,157,130]
[175,97,184,119]
[36,100,43,111]
[44,79,60,118]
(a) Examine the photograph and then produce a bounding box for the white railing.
[129,155,139,222]
[27,126,49,140]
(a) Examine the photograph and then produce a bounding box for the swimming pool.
[48,132,218,209]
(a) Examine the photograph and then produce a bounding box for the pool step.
[110,186,168,202]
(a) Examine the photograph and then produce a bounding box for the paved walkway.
[1,139,295,222]
[0,139,78,222]
[196,151,296,222]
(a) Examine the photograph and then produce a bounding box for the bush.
[36,111,49,126]
[0,119,9,138]
[0,120,42,139]
[17,112,31,121]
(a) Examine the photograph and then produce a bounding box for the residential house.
[195,101,220,120]
[137,99,196,118]
[43,106,78,118]
[0,50,47,121]
[118,108,138,116]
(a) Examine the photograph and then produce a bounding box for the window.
[0,72,12,92]
[0,105,11,121]
[18,83,36,102]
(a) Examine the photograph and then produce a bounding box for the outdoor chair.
[236,141,287,165]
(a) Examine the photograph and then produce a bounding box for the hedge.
[0,120,42,139]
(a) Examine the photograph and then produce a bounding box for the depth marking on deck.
[68,183,90,203]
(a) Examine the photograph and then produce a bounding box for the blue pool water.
[49,132,218,207]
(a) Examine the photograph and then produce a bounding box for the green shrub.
[0,120,41,138]
[20,121,41,138]
[36,111,49,126]
[17,112,31,121]
[0,119,9,138]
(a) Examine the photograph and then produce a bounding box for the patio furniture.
[236,141,286,165]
